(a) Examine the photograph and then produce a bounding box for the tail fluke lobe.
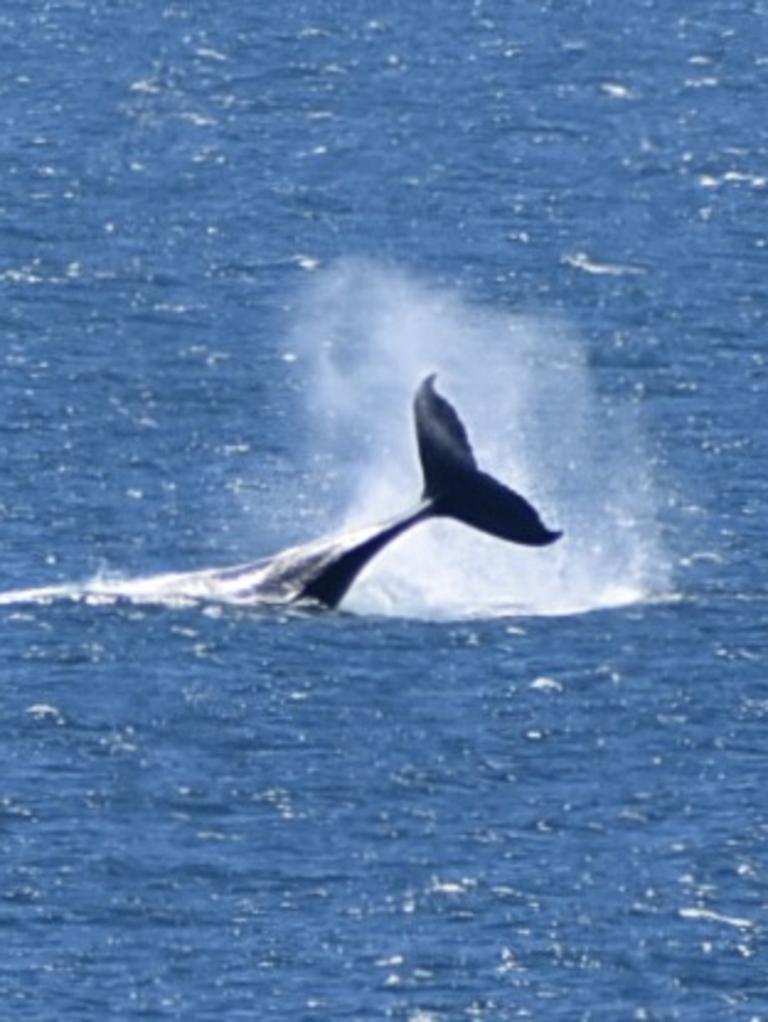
[414,373,478,499]
[437,467,562,546]
[414,375,561,547]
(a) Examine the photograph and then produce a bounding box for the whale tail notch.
[414,374,562,547]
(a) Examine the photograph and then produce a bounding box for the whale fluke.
[414,375,562,547]
[268,373,560,606]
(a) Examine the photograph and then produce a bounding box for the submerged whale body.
[187,374,562,609]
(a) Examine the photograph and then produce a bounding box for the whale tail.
[414,375,561,546]
[292,375,561,607]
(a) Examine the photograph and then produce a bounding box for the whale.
[0,375,561,610]
[169,374,562,609]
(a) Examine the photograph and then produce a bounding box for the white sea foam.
[678,907,754,930]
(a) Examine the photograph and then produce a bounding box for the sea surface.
[1,1,767,1019]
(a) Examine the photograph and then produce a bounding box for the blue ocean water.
[2,1,767,1019]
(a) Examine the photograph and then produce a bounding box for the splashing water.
[286,260,669,618]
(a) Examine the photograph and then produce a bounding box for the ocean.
[1,1,766,1018]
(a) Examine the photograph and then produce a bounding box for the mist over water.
[288,260,669,618]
